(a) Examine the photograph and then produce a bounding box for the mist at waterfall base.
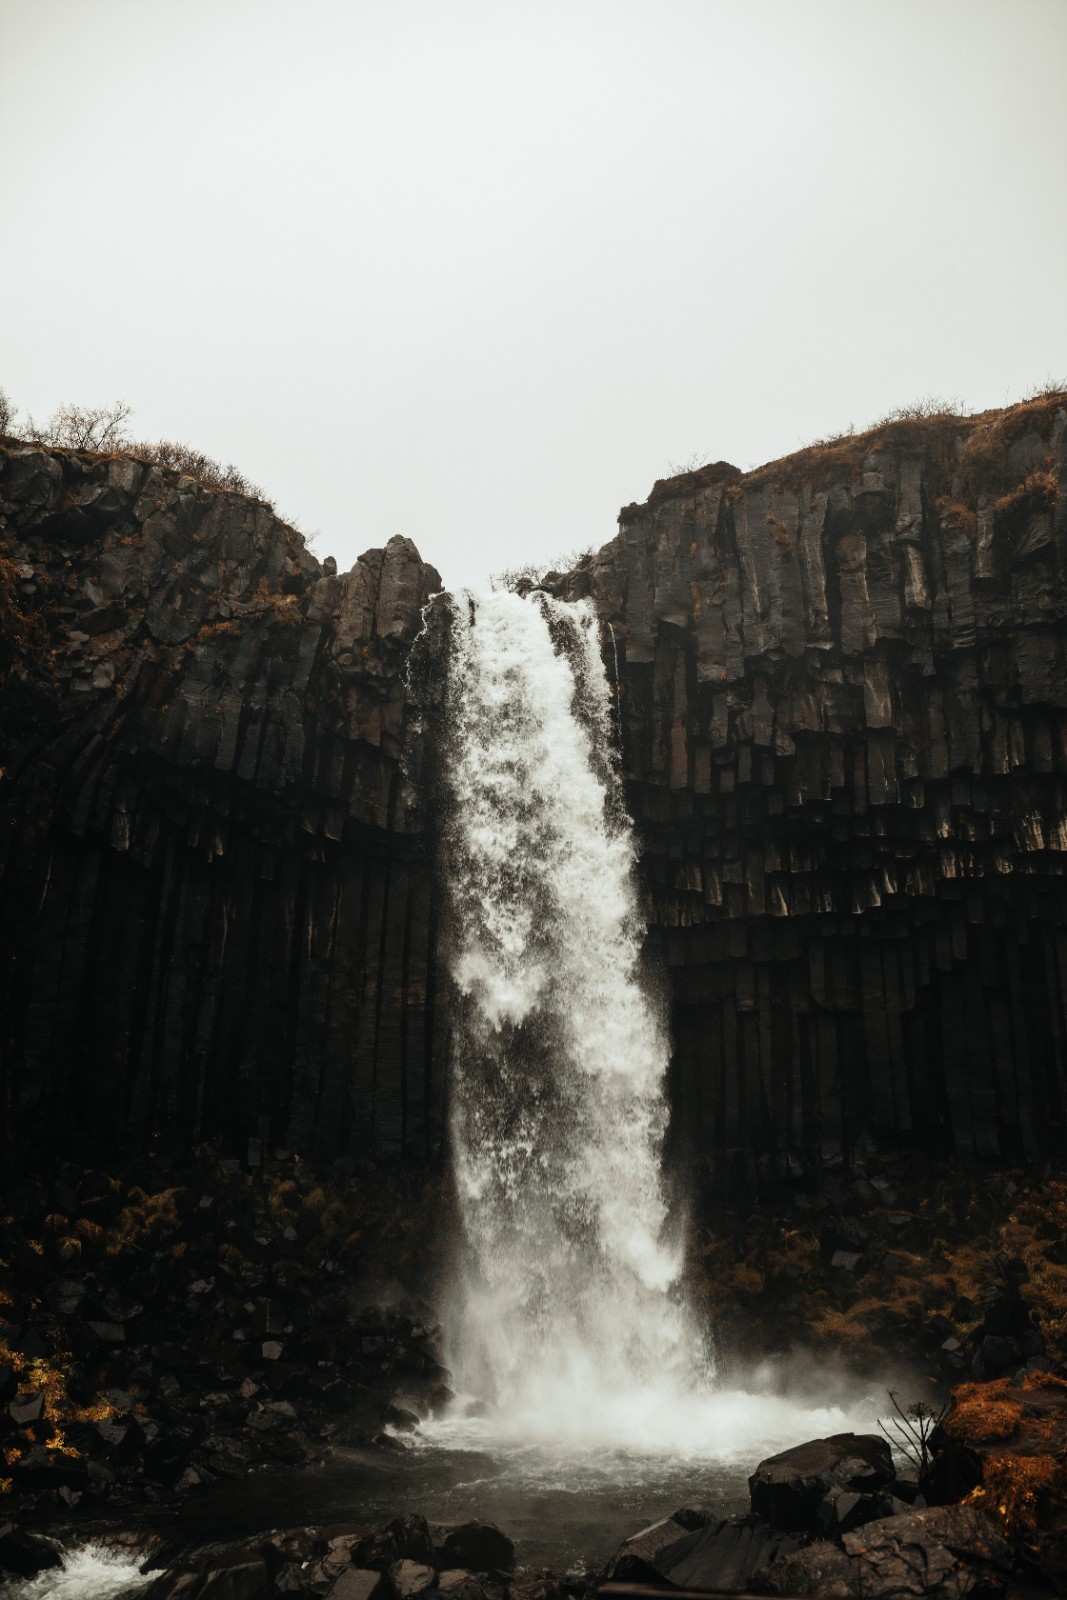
[427,587,881,1493]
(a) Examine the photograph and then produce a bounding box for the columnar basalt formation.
[3,393,1067,1177]
[554,394,1067,1181]
[0,443,445,1162]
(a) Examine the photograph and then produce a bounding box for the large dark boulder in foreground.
[760,1504,1012,1598]
[749,1433,895,1531]
[605,1512,801,1592]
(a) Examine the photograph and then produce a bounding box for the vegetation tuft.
[0,389,275,508]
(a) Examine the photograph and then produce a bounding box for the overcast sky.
[3,0,1066,589]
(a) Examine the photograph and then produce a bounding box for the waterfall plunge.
[440,587,713,1447]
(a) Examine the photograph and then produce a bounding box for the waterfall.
[441,586,712,1445]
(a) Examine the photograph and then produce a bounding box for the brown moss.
[195,619,241,641]
[958,390,1067,495]
[947,1379,1024,1445]
[966,1452,1063,1535]
[992,468,1058,519]
[107,1187,182,1253]
[936,497,978,537]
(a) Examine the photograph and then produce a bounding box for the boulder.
[388,1560,435,1598]
[352,1518,434,1573]
[815,1489,904,1537]
[434,1523,515,1573]
[330,1574,383,1600]
[603,1515,695,1583]
[760,1504,1012,1598]
[750,1433,895,1531]
[0,1523,62,1579]
[436,1572,487,1600]
[661,1515,802,1591]
[606,1513,799,1591]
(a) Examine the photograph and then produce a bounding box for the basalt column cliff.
[3,392,1067,1176]
[554,394,1067,1180]
[0,446,445,1163]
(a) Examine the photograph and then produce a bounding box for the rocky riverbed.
[8,1377,1067,1598]
[4,1148,1067,1593]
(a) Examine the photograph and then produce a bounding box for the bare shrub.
[491,546,596,593]
[25,400,133,451]
[128,437,270,503]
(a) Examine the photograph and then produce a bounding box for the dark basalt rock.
[433,1524,516,1574]
[0,1523,62,1579]
[749,1432,895,1532]
[605,1512,801,1592]
[4,393,1067,1177]
[760,1504,1013,1598]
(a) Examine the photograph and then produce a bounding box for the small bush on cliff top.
[1,389,273,506]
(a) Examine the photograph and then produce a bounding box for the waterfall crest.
[442,587,712,1442]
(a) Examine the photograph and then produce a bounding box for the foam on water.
[7,1544,152,1600]
[440,588,864,1465]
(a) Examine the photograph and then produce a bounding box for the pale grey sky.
[3,0,1065,588]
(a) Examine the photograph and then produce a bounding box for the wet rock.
[603,1515,695,1583]
[88,1320,126,1343]
[435,1574,486,1600]
[8,1390,44,1425]
[842,1504,1010,1596]
[388,1560,435,1598]
[757,1539,857,1598]
[330,1572,383,1600]
[434,1523,515,1574]
[815,1488,902,1537]
[0,1524,62,1578]
[749,1433,895,1531]
[45,1278,86,1315]
[761,1504,1011,1597]
[353,1517,434,1573]
[660,1515,802,1591]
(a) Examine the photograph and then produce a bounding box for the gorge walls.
[0,444,445,1163]
[554,393,1067,1182]
[3,390,1067,1181]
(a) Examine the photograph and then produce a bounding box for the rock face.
[748,1433,895,1531]
[0,442,444,1162]
[4,391,1067,1172]
[555,394,1067,1179]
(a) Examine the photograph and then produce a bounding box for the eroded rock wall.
[4,394,1067,1180]
[556,394,1067,1181]
[0,443,445,1163]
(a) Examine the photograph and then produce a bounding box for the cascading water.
[440,586,710,1445]
[430,587,880,1472]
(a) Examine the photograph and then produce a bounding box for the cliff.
[0,444,445,1163]
[3,391,1067,1180]
[553,392,1067,1182]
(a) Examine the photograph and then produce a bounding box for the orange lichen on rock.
[966,1452,1063,1536]
[946,1379,1024,1445]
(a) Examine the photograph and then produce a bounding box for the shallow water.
[22,1378,886,1596]
[173,1381,882,1571]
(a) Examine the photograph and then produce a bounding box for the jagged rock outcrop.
[0,443,444,1162]
[4,392,1067,1175]
[553,392,1067,1181]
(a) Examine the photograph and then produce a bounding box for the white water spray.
[432,587,882,1464]
[6,1544,152,1600]
[441,587,711,1444]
